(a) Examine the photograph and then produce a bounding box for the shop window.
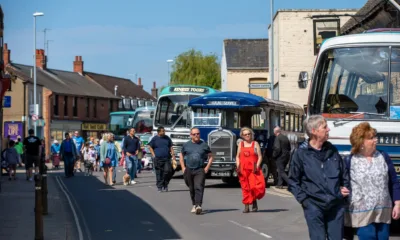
[73,97,78,117]
[86,131,98,140]
[51,130,64,143]
[64,96,68,116]
[313,19,340,55]
[53,95,59,116]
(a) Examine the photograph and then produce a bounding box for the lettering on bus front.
[170,87,209,94]
[377,133,400,145]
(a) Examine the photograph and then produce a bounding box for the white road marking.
[266,191,292,198]
[56,176,84,240]
[229,220,272,239]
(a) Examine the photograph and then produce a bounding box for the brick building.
[4,44,156,157]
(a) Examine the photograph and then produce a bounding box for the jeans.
[125,155,138,181]
[184,168,206,206]
[303,201,344,240]
[154,158,172,189]
[357,223,389,240]
[112,166,117,183]
[63,153,75,177]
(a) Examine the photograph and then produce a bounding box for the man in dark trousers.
[180,127,213,215]
[272,126,291,189]
[23,129,41,181]
[123,128,141,185]
[149,126,175,192]
[265,133,278,186]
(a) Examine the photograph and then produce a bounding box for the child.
[88,144,97,168]
[5,140,19,180]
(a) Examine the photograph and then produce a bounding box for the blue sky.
[3,0,366,92]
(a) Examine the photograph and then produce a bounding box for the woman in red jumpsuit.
[236,127,265,213]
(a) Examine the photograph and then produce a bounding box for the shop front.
[81,122,107,140]
[50,120,82,143]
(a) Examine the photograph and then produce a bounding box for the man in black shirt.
[272,126,291,188]
[180,127,213,215]
[123,128,141,185]
[23,129,41,181]
[149,126,175,192]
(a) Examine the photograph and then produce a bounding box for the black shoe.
[243,204,250,213]
[157,188,162,193]
[252,200,258,212]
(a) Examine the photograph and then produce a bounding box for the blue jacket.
[288,140,350,210]
[344,151,400,203]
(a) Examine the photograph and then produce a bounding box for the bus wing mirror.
[298,71,309,89]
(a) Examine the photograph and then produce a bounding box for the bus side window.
[295,114,299,132]
[280,111,285,130]
[252,114,264,129]
[285,112,290,131]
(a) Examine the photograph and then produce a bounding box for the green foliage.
[170,49,221,89]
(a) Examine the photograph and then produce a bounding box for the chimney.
[73,56,84,74]
[36,49,46,69]
[151,81,158,99]
[3,43,10,66]
[138,77,143,89]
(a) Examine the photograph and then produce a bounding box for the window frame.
[313,19,340,55]
[53,95,59,116]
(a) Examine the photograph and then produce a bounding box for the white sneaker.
[191,205,196,213]
[195,206,202,215]
[131,180,137,185]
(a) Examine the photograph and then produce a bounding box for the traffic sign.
[32,114,38,121]
[29,104,39,115]
[3,96,11,108]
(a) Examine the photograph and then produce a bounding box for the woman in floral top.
[345,122,400,239]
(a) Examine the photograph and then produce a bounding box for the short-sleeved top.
[181,140,211,169]
[73,136,84,151]
[23,136,41,156]
[149,135,173,159]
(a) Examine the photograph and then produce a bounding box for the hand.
[182,167,186,173]
[393,203,400,220]
[340,186,350,197]
[204,167,209,174]
[126,152,132,157]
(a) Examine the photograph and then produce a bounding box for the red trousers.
[238,169,266,204]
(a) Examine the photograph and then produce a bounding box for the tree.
[170,49,221,89]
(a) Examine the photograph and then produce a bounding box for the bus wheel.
[261,163,270,187]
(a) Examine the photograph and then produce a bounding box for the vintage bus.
[188,91,305,183]
[299,30,400,177]
[152,85,218,170]
[109,111,135,144]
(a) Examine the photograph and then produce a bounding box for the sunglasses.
[243,133,252,136]
[191,133,200,136]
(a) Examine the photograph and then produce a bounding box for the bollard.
[41,164,48,215]
[34,174,43,240]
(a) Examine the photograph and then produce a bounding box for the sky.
[2,0,367,93]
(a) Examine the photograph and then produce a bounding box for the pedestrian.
[14,137,24,167]
[94,139,100,172]
[5,140,19,181]
[344,122,400,239]
[60,133,78,178]
[148,126,175,192]
[179,127,213,215]
[265,133,277,185]
[23,129,42,181]
[100,133,120,185]
[122,128,141,185]
[288,115,350,240]
[51,140,61,169]
[272,126,291,189]
[72,131,84,172]
[236,127,265,213]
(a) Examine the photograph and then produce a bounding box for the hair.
[190,127,200,133]
[65,132,70,137]
[157,126,165,133]
[102,133,109,141]
[17,137,21,142]
[274,126,281,134]
[28,129,34,135]
[9,140,15,147]
[130,127,136,132]
[303,115,326,139]
[94,138,99,144]
[240,127,255,141]
[350,122,377,154]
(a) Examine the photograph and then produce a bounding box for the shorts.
[25,155,40,170]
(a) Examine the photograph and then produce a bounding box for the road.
[51,166,400,240]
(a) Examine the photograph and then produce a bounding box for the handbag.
[104,157,111,165]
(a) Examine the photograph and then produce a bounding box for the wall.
[3,78,24,123]
[226,70,270,98]
[273,10,356,106]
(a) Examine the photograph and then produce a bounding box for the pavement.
[2,164,400,239]
[0,164,79,240]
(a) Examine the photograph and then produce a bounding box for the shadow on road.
[60,173,181,240]
[202,208,239,214]
[256,209,289,213]
[205,183,240,189]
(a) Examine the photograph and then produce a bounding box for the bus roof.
[188,91,304,112]
[110,111,135,115]
[320,32,400,53]
[134,106,156,112]
[159,85,218,96]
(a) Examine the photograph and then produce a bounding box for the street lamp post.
[270,0,275,100]
[33,12,44,136]
[167,59,173,85]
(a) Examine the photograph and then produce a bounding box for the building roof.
[85,72,155,100]
[223,39,268,70]
[7,64,119,99]
[341,0,389,34]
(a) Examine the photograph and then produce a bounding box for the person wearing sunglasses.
[180,127,213,215]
